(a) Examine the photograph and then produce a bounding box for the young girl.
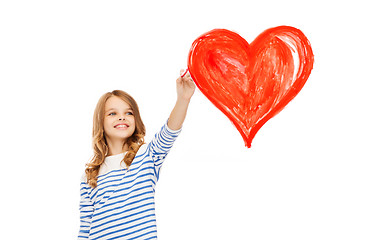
[78,70,195,240]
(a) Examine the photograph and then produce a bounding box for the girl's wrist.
[176,95,192,104]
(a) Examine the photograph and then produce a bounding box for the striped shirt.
[78,122,181,239]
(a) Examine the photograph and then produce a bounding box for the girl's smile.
[114,123,129,129]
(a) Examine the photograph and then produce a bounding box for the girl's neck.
[106,138,128,156]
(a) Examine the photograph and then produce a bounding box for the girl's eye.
[109,112,116,116]
[126,112,133,116]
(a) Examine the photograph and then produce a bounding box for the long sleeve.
[78,180,94,239]
[149,120,182,179]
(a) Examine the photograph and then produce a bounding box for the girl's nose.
[118,115,126,121]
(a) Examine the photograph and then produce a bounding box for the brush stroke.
[187,26,314,147]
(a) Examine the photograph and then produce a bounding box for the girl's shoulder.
[136,142,149,156]
[80,172,88,183]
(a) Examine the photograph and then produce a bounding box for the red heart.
[188,26,314,147]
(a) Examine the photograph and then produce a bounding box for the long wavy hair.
[85,90,146,188]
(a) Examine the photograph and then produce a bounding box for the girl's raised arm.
[167,69,196,130]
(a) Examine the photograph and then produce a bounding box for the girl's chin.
[105,133,133,141]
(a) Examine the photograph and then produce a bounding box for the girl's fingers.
[185,71,191,79]
[180,69,188,78]
[179,69,194,86]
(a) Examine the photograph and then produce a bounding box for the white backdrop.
[1,0,374,239]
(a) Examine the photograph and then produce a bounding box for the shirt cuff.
[165,119,183,134]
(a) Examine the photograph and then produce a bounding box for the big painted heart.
[187,26,314,147]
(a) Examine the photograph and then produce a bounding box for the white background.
[1,0,374,239]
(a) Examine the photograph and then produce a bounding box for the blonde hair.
[85,90,146,188]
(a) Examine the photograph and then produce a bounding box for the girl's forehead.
[105,96,131,110]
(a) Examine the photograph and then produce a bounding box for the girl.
[78,70,195,239]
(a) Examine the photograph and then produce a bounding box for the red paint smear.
[187,26,314,147]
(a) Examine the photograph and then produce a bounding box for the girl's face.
[103,96,136,143]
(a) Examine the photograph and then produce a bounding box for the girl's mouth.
[114,124,129,129]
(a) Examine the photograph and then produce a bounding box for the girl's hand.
[176,69,195,101]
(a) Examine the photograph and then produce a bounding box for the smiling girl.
[78,70,195,240]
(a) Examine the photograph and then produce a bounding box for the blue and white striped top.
[78,122,181,240]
